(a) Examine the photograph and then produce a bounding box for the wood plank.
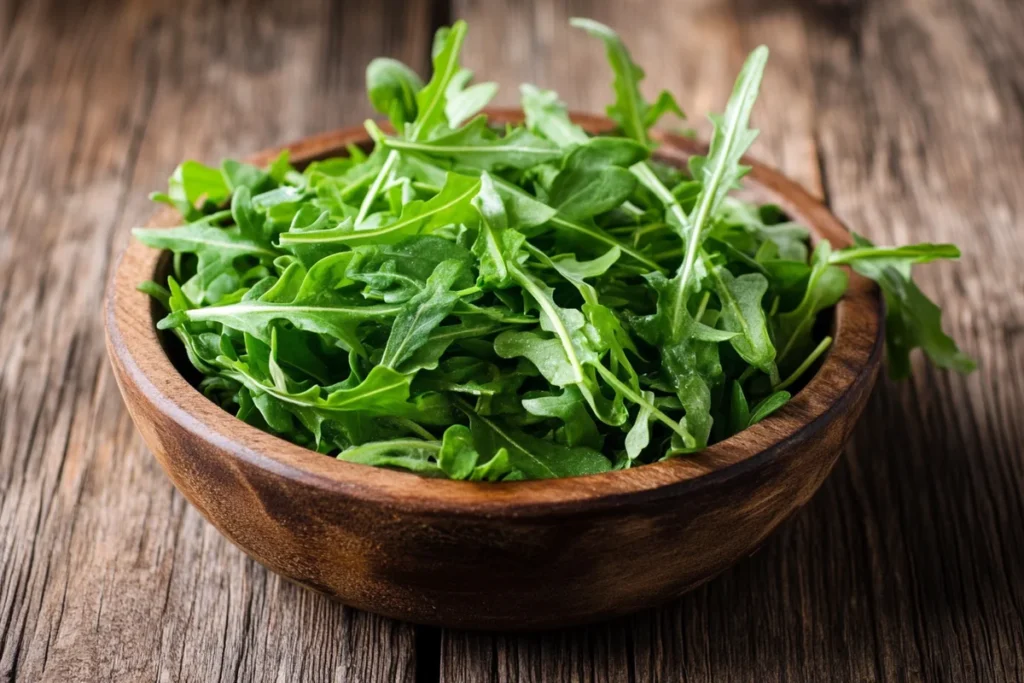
[441,0,1024,682]
[453,0,823,196]
[0,1,431,681]
[804,0,1024,678]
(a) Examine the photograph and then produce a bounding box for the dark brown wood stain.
[3,0,1023,680]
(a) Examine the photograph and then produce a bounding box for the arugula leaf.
[520,84,589,147]
[437,424,479,478]
[151,160,231,220]
[671,45,768,328]
[546,138,647,220]
[381,260,467,369]
[159,260,402,354]
[280,172,481,248]
[708,266,778,382]
[624,390,656,460]
[629,272,729,447]
[456,398,611,478]
[410,21,470,141]
[830,241,961,266]
[729,381,751,435]
[472,173,523,287]
[521,386,602,450]
[842,234,975,378]
[747,390,791,426]
[366,57,424,134]
[133,223,276,262]
[133,221,277,303]
[569,18,683,144]
[354,22,470,225]
[445,69,499,129]
[221,160,271,195]
[375,116,563,171]
[136,18,973,480]
[347,236,474,303]
[338,439,444,476]
[775,241,848,372]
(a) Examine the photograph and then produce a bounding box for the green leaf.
[719,197,810,263]
[845,235,975,378]
[161,261,403,354]
[469,449,517,481]
[671,45,769,333]
[133,222,277,304]
[457,399,611,479]
[280,172,481,248]
[546,138,648,220]
[775,241,848,372]
[378,116,563,171]
[398,320,510,374]
[643,90,686,129]
[437,424,479,479]
[729,381,751,435]
[381,260,467,369]
[624,390,656,460]
[507,262,597,386]
[471,172,521,287]
[494,330,580,387]
[347,235,474,303]
[708,266,778,382]
[489,174,657,269]
[338,439,444,476]
[630,272,726,447]
[520,386,602,450]
[366,57,424,134]
[445,69,499,128]
[520,84,589,147]
[830,241,961,267]
[570,18,681,145]
[132,224,275,261]
[747,390,790,426]
[152,160,231,219]
[231,186,270,243]
[524,245,641,391]
[352,21,470,225]
[410,21,470,141]
[221,160,270,194]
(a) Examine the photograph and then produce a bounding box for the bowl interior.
[108,113,883,514]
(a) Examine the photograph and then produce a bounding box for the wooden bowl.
[104,112,883,630]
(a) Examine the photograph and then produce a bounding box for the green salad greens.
[136,19,975,481]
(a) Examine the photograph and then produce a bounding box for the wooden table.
[2,0,1022,680]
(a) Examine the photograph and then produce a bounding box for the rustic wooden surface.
[1,0,1021,680]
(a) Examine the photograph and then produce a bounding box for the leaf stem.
[774,336,832,392]
[549,215,664,272]
[394,418,437,441]
[355,148,399,225]
[508,263,586,384]
[737,365,757,384]
[631,162,688,230]
[592,363,692,443]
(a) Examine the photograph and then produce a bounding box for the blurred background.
[3,0,1023,681]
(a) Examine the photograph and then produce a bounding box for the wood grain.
[442,0,1024,681]
[0,0,430,681]
[2,0,1024,680]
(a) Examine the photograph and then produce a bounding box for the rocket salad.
[136,19,974,480]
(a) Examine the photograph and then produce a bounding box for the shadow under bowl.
[104,111,883,630]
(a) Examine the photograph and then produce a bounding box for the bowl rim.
[104,110,883,518]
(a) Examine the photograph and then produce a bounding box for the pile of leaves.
[136,19,974,481]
